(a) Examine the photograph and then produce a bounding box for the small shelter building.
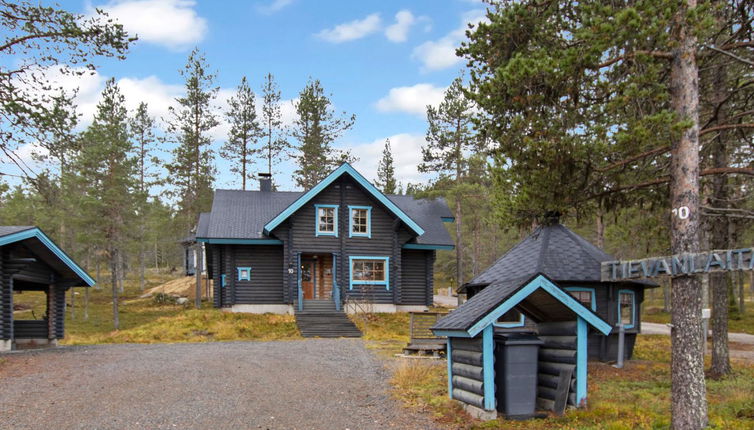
[432,220,657,419]
[0,226,95,351]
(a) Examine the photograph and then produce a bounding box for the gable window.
[349,256,389,290]
[565,287,596,311]
[494,309,525,328]
[618,290,635,329]
[349,206,371,238]
[237,267,251,282]
[315,204,338,237]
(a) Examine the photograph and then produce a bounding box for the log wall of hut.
[449,337,486,410]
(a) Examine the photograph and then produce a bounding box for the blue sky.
[4,0,487,191]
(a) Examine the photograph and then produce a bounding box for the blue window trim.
[314,204,338,237]
[221,274,226,287]
[617,289,636,329]
[564,286,597,311]
[441,216,455,223]
[493,311,526,328]
[263,163,424,236]
[237,267,252,281]
[348,205,371,238]
[348,256,389,290]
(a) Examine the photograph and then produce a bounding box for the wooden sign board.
[601,248,753,282]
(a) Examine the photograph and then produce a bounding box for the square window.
[350,207,370,237]
[237,267,251,281]
[315,205,338,236]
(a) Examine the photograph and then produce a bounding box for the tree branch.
[703,44,754,67]
[700,123,754,136]
[593,50,673,69]
[595,145,670,172]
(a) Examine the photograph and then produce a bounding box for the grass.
[643,304,754,335]
[389,335,754,429]
[12,272,302,345]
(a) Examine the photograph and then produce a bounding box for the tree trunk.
[455,196,463,289]
[662,278,671,313]
[707,41,732,378]
[595,209,605,249]
[738,272,745,314]
[111,248,120,330]
[668,2,707,428]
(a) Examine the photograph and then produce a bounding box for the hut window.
[349,257,389,290]
[237,267,251,281]
[494,309,525,328]
[315,204,338,236]
[565,287,596,311]
[618,290,635,328]
[348,206,371,238]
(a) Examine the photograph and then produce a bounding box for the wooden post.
[47,285,56,340]
[195,244,203,309]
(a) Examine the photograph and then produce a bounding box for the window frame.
[617,289,636,329]
[348,256,389,290]
[493,309,525,328]
[348,205,372,238]
[221,274,226,288]
[564,286,597,311]
[314,204,339,237]
[237,267,252,282]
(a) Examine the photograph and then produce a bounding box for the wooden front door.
[301,259,316,300]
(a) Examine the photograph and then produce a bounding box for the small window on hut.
[565,287,596,311]
[618,290,635,328]
[495,309,525,327]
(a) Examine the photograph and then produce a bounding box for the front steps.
[295,300,362,338]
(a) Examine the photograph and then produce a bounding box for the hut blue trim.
[433,274,611,416]
[0,227,95,286]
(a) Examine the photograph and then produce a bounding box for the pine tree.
[0,1,130,173]
[165,48,219,230]
[220,76,260,190]
[419,76,480,289]
[376,138,397,194]
[457,1,754,426]
[75,78,136,330]
[130,102,156,290]
[260,73,289,176]
[290,78,355,188]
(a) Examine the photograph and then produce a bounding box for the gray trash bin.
[494,333,544,419]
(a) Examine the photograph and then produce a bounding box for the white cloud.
[316,13,382,43]
[412,9,487,71]
[347,133,429,185]
[375,83,446,117]
[97,0,207,50]
[256,0,294,14]
[385,10,415,43]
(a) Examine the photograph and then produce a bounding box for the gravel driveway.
[0,340,440,430]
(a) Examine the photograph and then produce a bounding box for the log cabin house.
[186,163,455,336]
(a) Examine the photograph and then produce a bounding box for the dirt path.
[642,322,754,361]
[0,340,440,430]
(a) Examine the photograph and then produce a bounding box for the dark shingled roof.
[433,276,531,331]
[0,226,35,237]
[200,190,454,246]
[464,223,655,288]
